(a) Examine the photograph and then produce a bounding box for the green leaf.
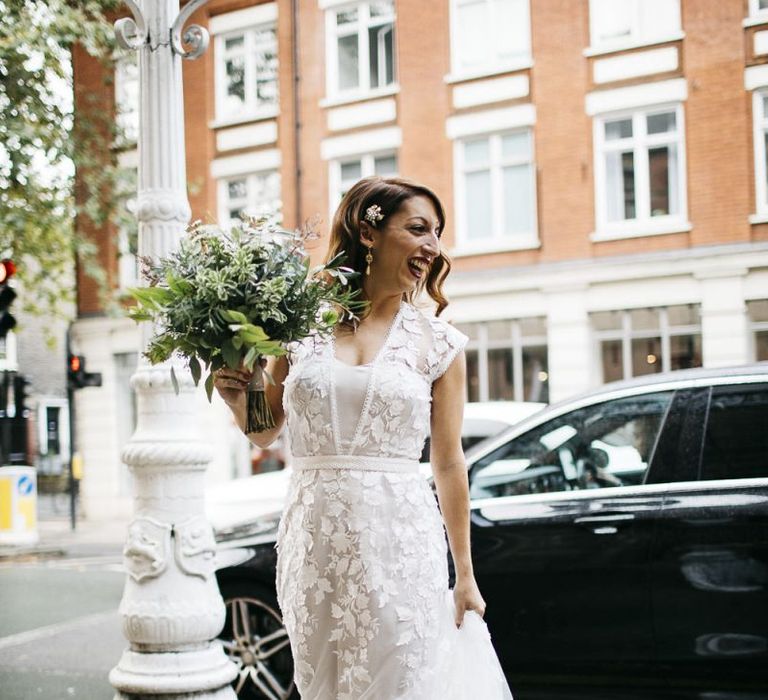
[189,356,201,386]
[170,365,180,395]
[221,309,249,324]
[222,339,241,370]
[243,346,258,371]
[232,335,243,350]
[205,371,215,403]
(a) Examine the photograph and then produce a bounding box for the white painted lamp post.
[109,1,238,698]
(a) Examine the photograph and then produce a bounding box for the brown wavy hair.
[325,176,452,327]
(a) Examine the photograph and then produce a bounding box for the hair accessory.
[364,204,384,227]
[365,246,373,276]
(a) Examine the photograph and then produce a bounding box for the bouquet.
[126,215,364,433]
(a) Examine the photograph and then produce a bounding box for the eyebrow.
[406,216,438,225]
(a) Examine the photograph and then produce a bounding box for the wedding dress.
[275,299,514,700]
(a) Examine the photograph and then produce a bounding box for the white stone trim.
[590,220,692,242]
[755,30,768,56]
[327,98,396,131]
[445,104,536,140]
[452,74,529,109]
[210,149,281,179]
[444,60,534,85]
[745,63,768,90]
[586,78,687,116]
[593,46,678,85]
[209,3,277,35]
[318,0,357,8]
[583,32,685,58]
[320,126,401,160]
[215,121,278,151]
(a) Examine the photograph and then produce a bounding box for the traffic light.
[67,354,103,390]
[0,259,17,339]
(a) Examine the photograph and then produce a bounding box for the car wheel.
[218,578,298,700]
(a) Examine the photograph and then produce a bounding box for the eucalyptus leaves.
[126,216,364,432]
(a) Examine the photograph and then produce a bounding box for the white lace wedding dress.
[275,299,514,699]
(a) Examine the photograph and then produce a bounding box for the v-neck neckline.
[328,300,406,455]
[330,300,405,369]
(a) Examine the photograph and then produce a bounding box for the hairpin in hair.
[364,204,384,227]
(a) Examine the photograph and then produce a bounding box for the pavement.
[0,494,128,563]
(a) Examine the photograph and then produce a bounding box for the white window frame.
[214,22,278,125]
[752,89,768,220]
[461,318,548,403]
[587,0,683,55]
[453,128,539,255]
[748,0,768,23]
[592,102,689,241]
[747,299,768,361]
[592,305,702,381]
[448,0,532,81]
[324,0,397,102]
[327,150,398,217]
[217,170,282,228]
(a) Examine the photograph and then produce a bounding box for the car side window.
[468,392,673,499]
[700,383,768,481]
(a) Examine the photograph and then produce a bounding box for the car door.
[650,382,768,693]
[467,390,674,689]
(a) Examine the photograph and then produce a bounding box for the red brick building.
[71,0,768,517]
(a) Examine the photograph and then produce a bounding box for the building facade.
[72,0,768,517]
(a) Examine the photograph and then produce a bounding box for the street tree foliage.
[0,0,134,347]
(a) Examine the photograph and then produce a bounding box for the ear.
[359,221,377,248]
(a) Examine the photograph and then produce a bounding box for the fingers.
[214,367,252,389]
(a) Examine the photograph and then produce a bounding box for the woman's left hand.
[453,576,486,628]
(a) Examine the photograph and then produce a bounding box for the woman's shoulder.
[405,301,468,345]
[404,302,469,381]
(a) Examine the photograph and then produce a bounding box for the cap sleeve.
[426,317,469,383]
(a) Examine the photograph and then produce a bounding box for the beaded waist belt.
[292,455,420,473]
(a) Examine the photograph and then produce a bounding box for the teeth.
[409,259,427,271]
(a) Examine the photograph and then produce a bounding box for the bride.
[214,176,513,699]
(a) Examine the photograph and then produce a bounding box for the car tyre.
[218,578,298,700]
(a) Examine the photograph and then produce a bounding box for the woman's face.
[362,195,442,296]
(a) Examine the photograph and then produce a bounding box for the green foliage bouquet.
[126,216,364,433]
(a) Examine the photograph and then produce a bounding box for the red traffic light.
[69,355,81,372]
[0,259,16,284]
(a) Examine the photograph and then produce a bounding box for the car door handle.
[573,513,636,525]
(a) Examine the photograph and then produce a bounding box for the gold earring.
[365,246,373,276]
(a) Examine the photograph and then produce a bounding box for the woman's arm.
[214,354,289,448]
[429,350,486,626]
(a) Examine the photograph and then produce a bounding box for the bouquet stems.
[245,361,275,433]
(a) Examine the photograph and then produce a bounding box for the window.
[752,92,768,217]
[326,1,396,98]
[455,317,548,403]
[219,171,282,227]
[456,129,537,248]
[592,304,702,383]
[115,53,139,144]
[589,0,681,52]
[748,0,768,20]
[450,0,530,76]
[701,385,768,481]
[215,24,278,122]
[469,391,673,499]
[748,300,768,361]
[594,105,686,236]
[330,151,397,207]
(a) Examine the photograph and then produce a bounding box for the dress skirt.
[274,455,514,700]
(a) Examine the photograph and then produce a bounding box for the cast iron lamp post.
[109,2,238,698]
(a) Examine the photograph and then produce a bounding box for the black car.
[214,363,768,700]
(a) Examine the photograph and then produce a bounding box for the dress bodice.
[282,300,468,460]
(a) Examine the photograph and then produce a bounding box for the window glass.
[667,304,700,326]
[337,33,359,90]
[605,150,635,221]
[756,331,768,361]
[340,159,363,182]
[373,154,397,175]
[503,164,534,235]
[631,337,662,377]
[465,171,493,239]
[601,339,624,383]
[701,385,768,481]
[630,308,659,331]
[591,0,632,43]
[368,24,394,88]
[670,334,702,371]
[464,138,490,167]
[487,320,512,341]
[647,111,676,135]
[488,348,515,400]
[649,145,673,216]
[469,392,673,499]
[520,317,546,338]
[466,349,481,402]
[522,345,548,402]
[592,310,622,332]
[337,8,358,25]
[605,118,632,140]
[501,131,530,160]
